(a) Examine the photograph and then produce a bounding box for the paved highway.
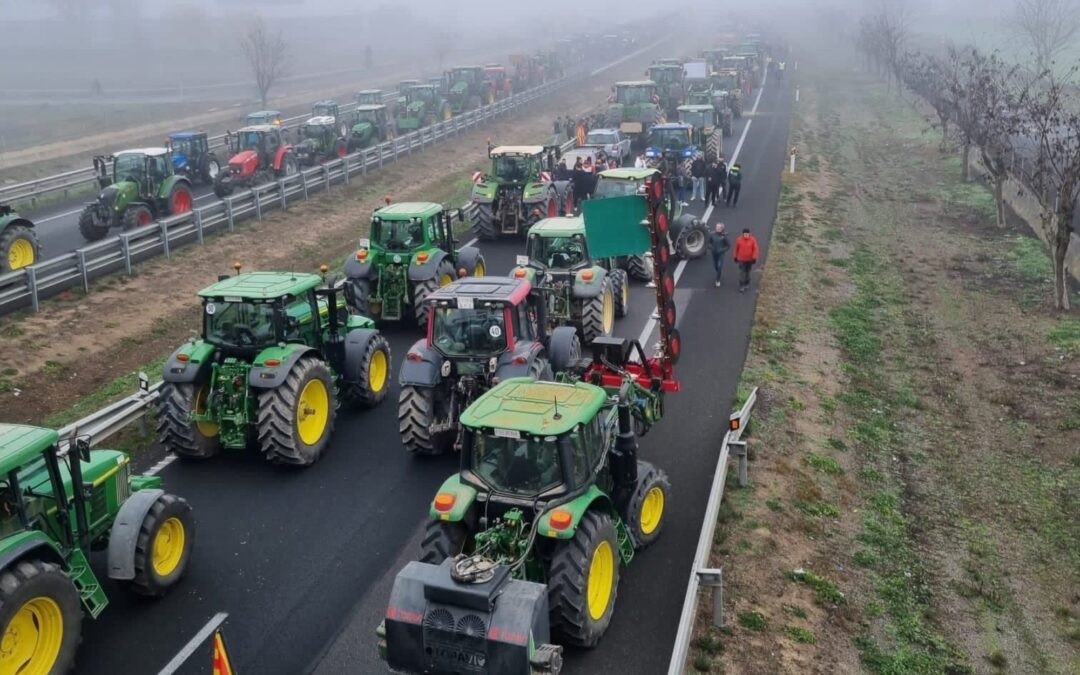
[71,72,792,675]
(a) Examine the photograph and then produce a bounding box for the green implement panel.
[581,195,651,259]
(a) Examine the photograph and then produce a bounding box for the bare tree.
[945,45,981,181]
[904,52,959,151]
[1013,0,1080,75]
[241,15,289,108]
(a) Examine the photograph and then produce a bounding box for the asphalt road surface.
[72,72,793,675]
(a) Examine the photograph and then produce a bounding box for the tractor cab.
[245,110,282,127]
[423,277,532,362]
[366,201,451,254]
[720,56,748,73]
[311,99,340,121]
[647,63,683,84]
[356,89,384,106]
[702,48,730,70]
[397,79,421,94]
[684,82,714,107]
[299,116,338,141]
[645,123,695,163]
[483,64,509,96]
[450,66,485,87]
[166,132,220,184]
[485,145,558,185]
[524,217,590,270]
[352,105,387,125]
[678,105,717,140]
[613,81,657,106]
[593,167,658,199]
[712,69,741,92]
[94,148,174,193]
[229,124,286,166]
[404,84,437,105]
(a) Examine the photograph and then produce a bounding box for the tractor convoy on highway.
[0,26,770,675]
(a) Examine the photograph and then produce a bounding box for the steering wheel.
[232,324,258,346]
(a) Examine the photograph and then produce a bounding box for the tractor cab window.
[594,178,644,199]
[514,303,535,342]
[679,110,711,128]
[355,109,378,123]
[648,68,672,84]
[432,306,507,356]
[616,87,652,105]
[493,155,533,182]
[283,295,321,341]
[113,154,147,185]
[0,477,19,524]
[170,138,193,159]
[373,219,424,251]
[204,300,279,348]
[649,127,691,151]
[240,132,262,152]
[529,234,587,269]
[147,155,168,183]
[313,105,335,118]
[265,132,281,154]
[471,432,562,496]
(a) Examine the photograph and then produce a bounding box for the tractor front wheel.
[0,560,82,675]
[201,155,221,183]
[398,384,454,456]
[257,356,337,466]
[674,216,708,259]
[625,254,653,282]
[547,511,621,647]
[625,460,671,550]
[418,519,469,565]
[412,259,456,328]
[579,278,615,344]
[122,205,154,230]
[473,203,497,240]
[78,206,110,241]
[0,224,40,273]
[213,173,234,199]
[279,153,299,178]
[341,334,392,409]
[610,268,629,318]
[131,493,195,596]
[157,382,222,459]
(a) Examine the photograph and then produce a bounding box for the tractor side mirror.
[76,437,91,463]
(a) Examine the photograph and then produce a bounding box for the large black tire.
[548,326,581,374]
[624,461,671,550]
[625,254,653,282]
[547,511,621,647]
[398,384,454,456]
[256,356,337,466]
[0,560,82,675]
[474,202,498,240]
[213,173,234,199]
[418,519,469,565]
[706,132,721,161]
[412,259,456,328]
[78,206,110,241]
[156,382,222,459]
[578,278,615,344]
[674,216,707,260]
[131,493,195,596]
[610,268,629,318]
[278,153,299,178]
[122,204,154,230]
[346,278,371,316]
[529,354,553,381]
[0,224,40,273]
[341,334,391,409]
[200,154,221,184]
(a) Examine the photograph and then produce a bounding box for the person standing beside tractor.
[733,227,760,293]
[710,222,731,286]
[706,159,724,207]
[726,163,743,207]
[691,153,707,202]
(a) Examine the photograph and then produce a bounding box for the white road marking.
[156,612,229,675]
[461,237,478,248]
[146,453,177,476]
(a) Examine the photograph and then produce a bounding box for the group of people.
[637,152,742,208]
[553,113,607,146]
[709,224,760,292]
[554,156,599,203]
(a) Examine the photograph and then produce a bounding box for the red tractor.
[213,125,299,198]
[483,64,513,100]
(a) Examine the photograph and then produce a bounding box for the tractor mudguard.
[346,314,376,331]
[341,327,381,384]
[248,344,317,389]
[493,343,544,381]
[521,183,548,203]
[343,256,374,280]
[670,212,697,237]
[407,249,449,282]
[162,341,216,384]
[508,266,537,284]
[106,488,164,580]
[0,531,65,572]
[455,246,483,275]
[471,184,496,203]
[571,266,607,299]
[0,215,34,232]
[272,145,293,171]
[537,486,612,539]
[157,174,191,201]
[428,474,477,521]
[399,341,443,387]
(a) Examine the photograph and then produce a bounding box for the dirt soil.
[0,49,660,427]
[687,44,1079,675]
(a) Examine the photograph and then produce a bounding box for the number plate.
[359,238,371,249]
[516,255,529,266]
[493,428,521,439]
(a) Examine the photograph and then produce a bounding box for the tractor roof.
[0,424,57,474]
[116,147,168,157]
[678,104,715,112]
[454,65,484,71]
[357,89,382,95]
[490,145,544,156]
[529,216,584,237]
[247,110,282,117]
[599,167,660,181]
[649,62,683,69]
[652,122,693,130]
[305,115,337,126]
[237,124,279,134]
[460,378,608,436]
[197,271,323,300]
[425,276,531,306]
[313,99,337,106]
[615,80,657,87]
[354,104,386,112]
[168,131,205,140]
[375,202,442,219]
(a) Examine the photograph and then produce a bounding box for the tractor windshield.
[616,86,653,105]
[204,300,279,348]
[238,132,264,152]
[354,109,379,123]
[170,138,194,159]
[312,105,335,118]
[492,155,535,182]
[713,75,737,91]
[373,218,425,251]
[679,111,711,128]
[593,178,644,199]
[432,306,507,356]
[471,432,562,496]
[304,125,329,140]
[649,128,692,151]
[648,68,675,84]
[113,154,147,184]
[528,233,587,268]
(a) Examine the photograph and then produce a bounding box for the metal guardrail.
[0,75,574,315]
[667,387,758,675]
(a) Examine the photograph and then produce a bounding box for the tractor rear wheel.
[345,278,371,316]
[78,206,110,241]
[130,493,195,596]
[610,269,629,318]
[474,203,497,240]
[625,254,653,282]
[418,519,469,564]
[167,183,193,216]
[279,153,299,178]
[398,384,454,455]
[706,132,720,160]
[0,560,82,675]
[122,205,154,230]
[548,326,581,374]
[547,511,621,647]
[213,173,234,199]
[0,224,40,273]
[257,356,337,466]
[200,155,221,183]
[674,216,707,259]
[579,278,615,344]
[412,259,456,328]
[157,382,222,459]
[341,334,391,409]
[625,460,671,550]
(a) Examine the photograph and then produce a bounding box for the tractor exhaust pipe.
[611,386,639,511]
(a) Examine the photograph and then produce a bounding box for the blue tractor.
[643,122,699,178]
[166,132,221,185]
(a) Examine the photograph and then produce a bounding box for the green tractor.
[245,110,283,127]
[342,201,486,326]
[347,104,394,151]
[446,66,490,114]
[711,69,744,118]
[311,99,347,137]
[684,80,734,139]
[606,81,662,147]
[646,63,686,117]
[678,104,724,161]
[510,216,625,345]
[594,167,709,260]
[294,116,349,166]
[78,148,194,242]
[471,144,563,240]
[0,424,195,674]
[0,205,40,273]
[356,89,385,107]
[395,84,452,133]
[157,268,392,467]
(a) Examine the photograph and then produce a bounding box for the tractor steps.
[68,548,109,618]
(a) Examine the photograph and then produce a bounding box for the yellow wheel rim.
[587,540,615,621]
[7,238,35,270]
[152,517,186,577]
[193,384,219,438]
[473,261,486,277]
[602,287,614,334]
[1,596,64,675]
[296,378,329,446]
[368,349,388,393]
[640,486,665,535]
[439,274,454,287]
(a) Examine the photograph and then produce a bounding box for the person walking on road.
[778,61,786,82]
[733,228,760,292]
[575,119,587,147]
[553,116,564,145]
[706,159,724,206]
[709,222,731,286]
[725,163,742,207]
[690,153,707,201]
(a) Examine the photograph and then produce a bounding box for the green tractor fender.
[571,266,608,299]
[0,530,65,573]
[351,121,374,140]
[429,474,478,522]
[508,265,538,284]
[162,340,217,384]
[341,327,384,385]
[157,174,191,202]
[247,343,318,389]
[521,183,550,204]
[537,485,612,539]
[471,181,497,204]
[407,249,450,282]
[346,314,376,331]
[104,181,140,215]
[106,488,165,580]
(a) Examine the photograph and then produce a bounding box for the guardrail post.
[698,569,724,628]
[300,171,309,199]
[120,234,133,275]
[159,221,170,259]
[342,157,350,185]
[729,439,748,487]
[322,165,331,192]
[194,209,204,245]
[76,249,89,292]
[253,187,263,220]
[26,267,39,312]
[225,198,235,232]
[360,152,368,176]
[278,180,287,210]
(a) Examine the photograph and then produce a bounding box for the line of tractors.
[0,30,769,675]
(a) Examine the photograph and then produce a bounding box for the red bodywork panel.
[585,359,680,393]
[272,145,293,170]
[228,150,259,178]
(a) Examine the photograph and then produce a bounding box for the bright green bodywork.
[460,377,607,436]
[447,66,487,113]
[84,150,189,228]
[198,271,323,300]
[471,147,551,205]
[349,104,391,149]
[395,85,447,131]
[607,81,661,139]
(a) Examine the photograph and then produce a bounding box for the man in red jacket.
[733,228,760,292]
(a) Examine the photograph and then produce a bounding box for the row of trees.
[856,1,1078,311]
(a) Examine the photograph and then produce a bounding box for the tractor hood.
[450,81,469,96]
[351,121,374,137]
[171,154,189,171]
[406,100,426,114]
[228,150,260,177]
[98,182,136,211]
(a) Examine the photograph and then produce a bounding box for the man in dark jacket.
[706,160,724,207]
[726,163,743,207]
[690,154,706,201]
[709,222,731,286]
